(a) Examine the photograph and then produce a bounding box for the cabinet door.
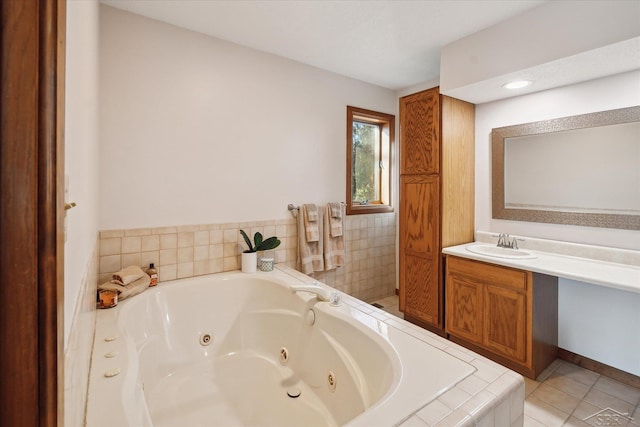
[483,285,527,363]
[399,175,440,326]
[399,88,440,175]
[445,272,483,345]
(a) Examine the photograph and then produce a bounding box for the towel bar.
[288,202,345,212]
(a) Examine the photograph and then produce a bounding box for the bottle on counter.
[147,263,158,287]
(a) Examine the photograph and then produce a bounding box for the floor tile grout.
[564,375,597,425]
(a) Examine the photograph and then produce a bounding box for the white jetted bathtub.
[87,266,476,427]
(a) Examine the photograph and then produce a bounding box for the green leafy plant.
[240,229,281,253]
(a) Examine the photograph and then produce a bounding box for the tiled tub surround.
[98,212,396,302]
[374,296,640,427]
[88,265,524,427]
[361,317,526,426]
[64,238,99,427]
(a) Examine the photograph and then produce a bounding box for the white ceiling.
[100,0,546,90]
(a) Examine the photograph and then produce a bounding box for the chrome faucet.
[496,233,523,249]
[290,282,341,306]
[512,238,521,250]
[290,282,331,301]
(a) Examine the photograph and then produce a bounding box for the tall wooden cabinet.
[399,87,475,334]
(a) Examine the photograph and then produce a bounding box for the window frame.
[346,106,395,215]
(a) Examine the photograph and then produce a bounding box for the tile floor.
[371,295,640,427]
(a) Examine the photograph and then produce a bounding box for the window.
[346,106,394,215]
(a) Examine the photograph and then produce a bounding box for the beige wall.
[64,0,101,425]
[98,4,398,303]
[99,5,398,229]
[65,0,100,347]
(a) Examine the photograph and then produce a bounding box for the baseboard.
[558,348,640,389]
[395,288,399,296]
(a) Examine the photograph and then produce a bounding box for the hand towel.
[111,265,146,286]
[297,205,324,274]
[306,203,318,222]
[328,202,343,237]
[99,274,151,301]
[330,202,341,218]
[303,204,320,242]
[323,204,345,271]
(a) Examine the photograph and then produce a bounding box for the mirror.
[492,106,640,230]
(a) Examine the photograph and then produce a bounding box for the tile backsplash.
[98,212,396,302]
[311,213,396,301]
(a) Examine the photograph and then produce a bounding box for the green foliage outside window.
[352,121,379,203]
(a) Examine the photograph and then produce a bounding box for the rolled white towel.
[111,265,145,286]
[99,274,151,301]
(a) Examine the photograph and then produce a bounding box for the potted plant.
[239,230,281,273]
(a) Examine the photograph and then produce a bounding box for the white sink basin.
[466,244,538,260]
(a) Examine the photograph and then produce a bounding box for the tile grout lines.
[528,360,640,427]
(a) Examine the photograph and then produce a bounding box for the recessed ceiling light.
[503,80,533,90]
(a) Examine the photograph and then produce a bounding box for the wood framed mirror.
[492,106,640,230]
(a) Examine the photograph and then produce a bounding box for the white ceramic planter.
[241,252,257,273]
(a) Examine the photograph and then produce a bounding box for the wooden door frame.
[0,0,65,425]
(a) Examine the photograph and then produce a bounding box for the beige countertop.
[443,241,640,295]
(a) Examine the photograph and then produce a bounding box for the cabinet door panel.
[483,285,527,362]
[401,175,439,254]
[399,175,440,325]
[403,254,439,323]
[400,88,440,175]
[446,273,483,344]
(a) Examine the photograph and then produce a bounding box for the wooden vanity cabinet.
[445,255,558,379]
[399,87,475,335]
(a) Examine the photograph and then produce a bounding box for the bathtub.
[87,266,476,426]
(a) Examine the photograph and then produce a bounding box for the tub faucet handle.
[290,284,331,302]
[329,291,342,307]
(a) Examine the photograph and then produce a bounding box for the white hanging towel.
[328,202,343,237]
[303,203,320,242]
[297,204,324,274]
[323,203,345,271]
